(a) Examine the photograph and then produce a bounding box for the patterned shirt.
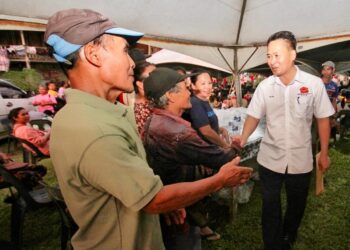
[134,101,152,135]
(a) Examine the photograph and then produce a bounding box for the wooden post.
[20,30,31,69]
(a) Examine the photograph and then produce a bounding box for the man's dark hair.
[267,31,297,50]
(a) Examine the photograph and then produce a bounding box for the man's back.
[50,89,164,250]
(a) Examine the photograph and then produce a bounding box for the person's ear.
[135,80,144,91]
[165,91,175,103]
[83,43,102,66]
[191,83,196,90]
[291,49,297,61]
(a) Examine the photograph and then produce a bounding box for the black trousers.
[258,165,312,250]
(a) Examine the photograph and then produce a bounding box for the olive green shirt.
[50,89,164,250]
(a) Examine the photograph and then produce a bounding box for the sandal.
[200,231,221,241]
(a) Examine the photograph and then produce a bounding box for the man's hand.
[318,153,330,173]
[216,157,253,187]
[231,135,246,148]
[162,208,186,225]
[219,127,230,144]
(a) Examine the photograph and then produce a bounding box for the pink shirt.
[32,94,57,113]
[13,124,50,156]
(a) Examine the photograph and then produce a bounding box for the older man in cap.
[142,67,245,248]
[321,61,339,141]
[46,9,252,250]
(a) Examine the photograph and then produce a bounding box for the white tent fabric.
[147,49,231,73]
[1,0,350,72]
[1,0,350,100]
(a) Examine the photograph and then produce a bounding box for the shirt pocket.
[295,93,313,118]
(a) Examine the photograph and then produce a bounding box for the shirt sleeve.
[79,135,163,212]
[313,80,335,118]
[190,98,210,129]
[176,131,238,169]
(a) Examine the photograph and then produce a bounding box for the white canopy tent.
[147,49,231,74]
[1,0,350,102]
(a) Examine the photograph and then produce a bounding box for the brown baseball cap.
[44,8,143,64]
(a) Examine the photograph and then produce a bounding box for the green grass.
[0,138,349,249]
[203,138,350,250]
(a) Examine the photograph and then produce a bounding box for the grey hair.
[150,82,182,109]
[39,83,47,89]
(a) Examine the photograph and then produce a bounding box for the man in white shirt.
[237,31,334,250]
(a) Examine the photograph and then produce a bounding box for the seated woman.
[189,69,230,148]
[8,107,50,156]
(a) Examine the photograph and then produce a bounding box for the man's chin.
[123,88,134,94]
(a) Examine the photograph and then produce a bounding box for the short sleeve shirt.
[50,89,164,250]
[190,95,220,136]
[32,93,57,113]
[247,67,334,174]
[324,80,338,102]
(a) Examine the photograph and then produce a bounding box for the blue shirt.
[189,95,219,141]
[324,80,338,102]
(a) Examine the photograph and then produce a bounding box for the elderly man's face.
[172,81,192,110]
[98,35,136,93]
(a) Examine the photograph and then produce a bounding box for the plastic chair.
[0,164,75,250]
[0,119,17,153]
[337,109,350,139]
[29,119,52,131]
[39,181,78,250]
[14,137,49,164]
[0,164,52,249]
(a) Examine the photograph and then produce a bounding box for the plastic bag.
[236,180,254,204]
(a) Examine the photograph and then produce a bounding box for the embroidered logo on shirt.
[207,111,215,117]
[299,86,309,94]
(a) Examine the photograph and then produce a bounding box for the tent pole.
[238,47,259,73]
[217,48,234,72]
[234,48,242,106]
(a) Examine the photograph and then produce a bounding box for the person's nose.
[128,54,135,69]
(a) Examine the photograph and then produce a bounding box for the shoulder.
[256,76,275,90]
[149,113,188,136]
[299,70,323,85]
[190,95,202,105]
